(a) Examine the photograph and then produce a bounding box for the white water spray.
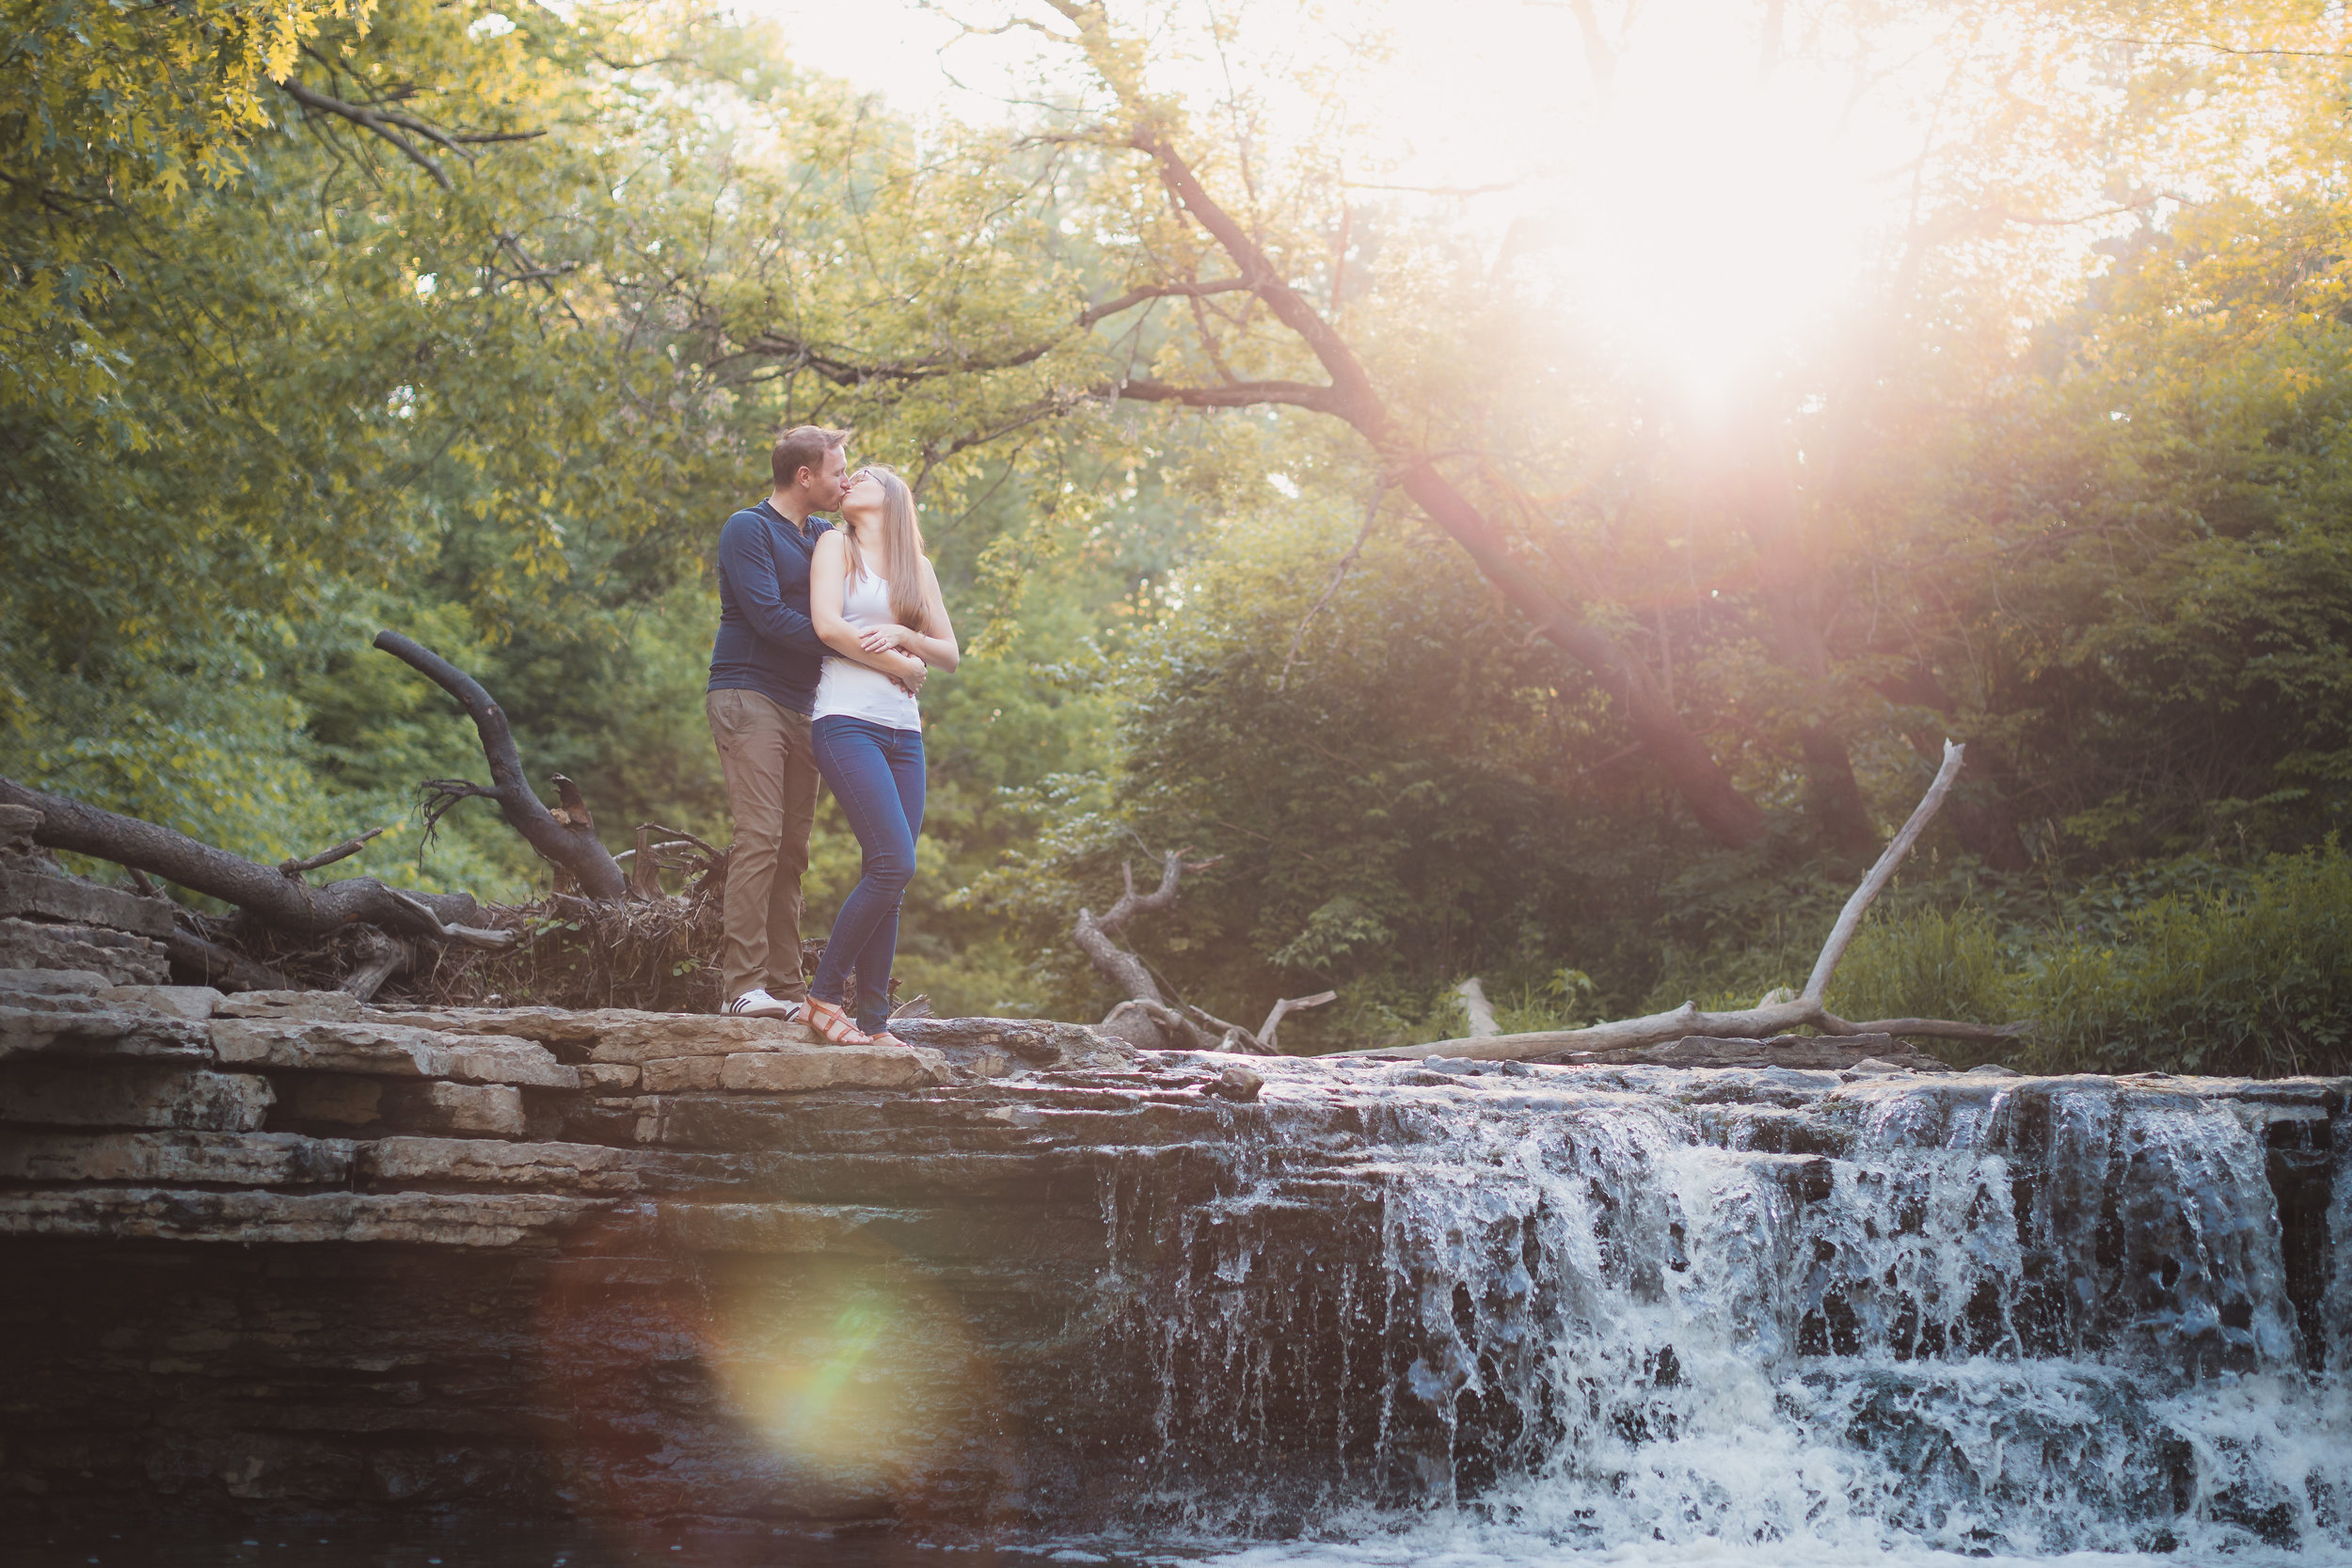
[1095,1060,2351,1561]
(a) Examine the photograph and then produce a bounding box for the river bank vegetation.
[7,0,2352,1072]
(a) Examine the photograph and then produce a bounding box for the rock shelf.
[0,970,1033,1246]
[0,964,2343,1551]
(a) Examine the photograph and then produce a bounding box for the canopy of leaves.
[8,0,2352,1069]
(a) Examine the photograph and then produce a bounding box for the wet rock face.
[0,968,2345,1557]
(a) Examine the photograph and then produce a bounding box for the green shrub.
[1825,846,2352,1081]
[1824,843,2352,1076]
[2014,840,2352,1076]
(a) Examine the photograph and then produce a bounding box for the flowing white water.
[1102,1062,2352,1562]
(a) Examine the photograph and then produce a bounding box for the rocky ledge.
[1,965,2342,1544]
[0,970,1131,1246]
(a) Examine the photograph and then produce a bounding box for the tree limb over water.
[1337,742,2023,1060]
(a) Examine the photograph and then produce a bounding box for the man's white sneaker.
[723,989,803,1021]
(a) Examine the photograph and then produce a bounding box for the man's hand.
[889,656,928,696]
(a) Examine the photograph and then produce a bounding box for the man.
[705,425,858,1020]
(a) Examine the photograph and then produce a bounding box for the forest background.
[8,0,2352,1075]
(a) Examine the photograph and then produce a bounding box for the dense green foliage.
[1829,843,2352,1077]
[8,0,2352,1069]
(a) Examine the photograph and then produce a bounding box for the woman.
[802,464,959,1045]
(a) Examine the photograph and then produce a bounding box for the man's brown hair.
[771,424,849,489]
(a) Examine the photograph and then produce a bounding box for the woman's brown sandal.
[803,998,872,1046]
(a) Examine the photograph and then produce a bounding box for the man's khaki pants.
[707,689,822,1003]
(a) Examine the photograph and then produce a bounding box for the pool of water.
[20,1521,2352,1568]
[8,1527,1169,1568]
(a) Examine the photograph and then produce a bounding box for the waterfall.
[1097,1060,2351,1560]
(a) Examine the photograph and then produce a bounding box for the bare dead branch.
[1074,848,1223,1047]
[1802,739,1964,1002]
[280,826,385,878]
[1338,995,2025,1062]
[639,822,721,862]
[385,889,516,950]
[0,777,484,942]
[1343,741,2010,1063]
[1257,990,1335,1052]
[1183,1001,1275,1055]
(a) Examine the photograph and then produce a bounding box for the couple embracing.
[704,425,959,1047]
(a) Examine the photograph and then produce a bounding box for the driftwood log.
[1338,740,2024,1062]
[0,631,652,999]
[1076,849,1334,1053]
[0,780,496,941]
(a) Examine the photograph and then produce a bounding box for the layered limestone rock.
[0,917,167,985]
[0,816,172,983]
[3,961,2341,1555]
[0,968,1104,1251]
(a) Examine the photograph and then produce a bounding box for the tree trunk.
[373,631,628,900]
[1724,417,1878,857]
[0,779,486,939]
[1091,103,1769,848]
[1391,459,1769,845]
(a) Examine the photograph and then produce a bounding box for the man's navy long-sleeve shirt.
[707,500,834,714]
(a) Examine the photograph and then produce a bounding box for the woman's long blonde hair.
[843,465,928,627]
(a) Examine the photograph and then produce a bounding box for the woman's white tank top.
[812,562,923,731]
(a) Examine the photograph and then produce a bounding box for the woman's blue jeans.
[809,716,926,1033]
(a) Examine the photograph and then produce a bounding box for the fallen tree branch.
[280,826,385,877]
[1076,848,1225,1049]
[373,631,628,901]
[1340,740,2026,1061]
[385,889,517,950]
[1338,996,2026,1063]
[1254,990,1337,1053]
[1183,1001,1273,1055]
[1803,738,1965,1002]
[640,822,721,863]
[0,777,485,941]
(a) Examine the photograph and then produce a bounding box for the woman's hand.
[857,624,914,655]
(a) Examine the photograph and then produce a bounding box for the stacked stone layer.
[0,809,174,984]
[2,961,2342,1545]
[0,971,1001,1246]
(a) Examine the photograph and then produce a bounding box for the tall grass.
[1828,907,2012,1040]
[1826,840,2352,1078]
